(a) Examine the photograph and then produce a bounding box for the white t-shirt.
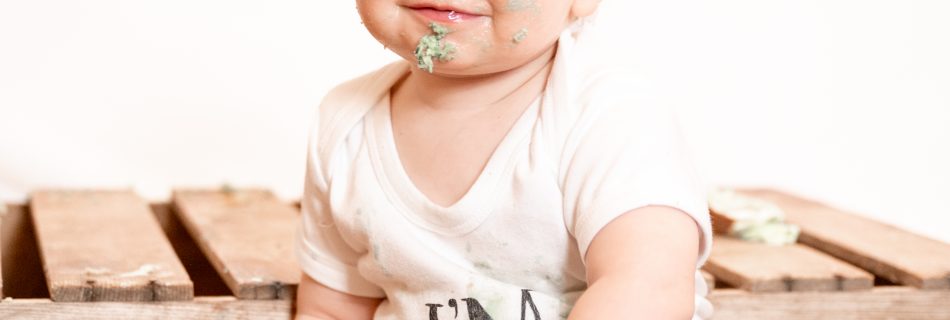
[295,30,714,320]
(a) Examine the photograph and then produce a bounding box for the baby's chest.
[330,154,586,292]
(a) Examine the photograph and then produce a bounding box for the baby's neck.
[393,45,556,114]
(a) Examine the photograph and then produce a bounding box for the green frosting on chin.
[414,22,457,73]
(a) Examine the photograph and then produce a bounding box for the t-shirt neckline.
[366,87,542,236]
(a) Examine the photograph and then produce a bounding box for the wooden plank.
[705,236,873,292]
[738,188,950,290]
[29,190,193,302]
[709,208,733,235]
[0,296,292,320]
[172,189,300,300]
[709,287,950,320]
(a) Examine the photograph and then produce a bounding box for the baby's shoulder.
[306,62,409,177]
[553,69,674,135]
[310,62,408,148]
[315,62,408,127]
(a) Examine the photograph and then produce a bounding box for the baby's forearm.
[568,274,694,319]
[295,273,381,320]
[570,205,702,319]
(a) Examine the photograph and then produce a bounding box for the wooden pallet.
[0,188,948,319]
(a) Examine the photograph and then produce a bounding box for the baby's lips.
[412,8,484,23]
[405,2,486,23]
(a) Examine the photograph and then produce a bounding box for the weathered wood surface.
[709,287,950,320]
[0,297,292,320]
[705,236,873,292]
[3,187,947,318]
[737,188,950,289]
[29,190,193,301]
[172,189,300,300]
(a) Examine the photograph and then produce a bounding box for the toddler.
[294,0,713,319]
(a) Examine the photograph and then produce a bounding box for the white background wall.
[1,0,948,243]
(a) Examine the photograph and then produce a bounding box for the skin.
[366,0,600,208]
[296,0,700,319]
[356,0,585,76]
[295,274,381,320]
[570,205,700,319]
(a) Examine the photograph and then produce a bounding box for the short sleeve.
[294,113,385,298]
[560,91,713,269]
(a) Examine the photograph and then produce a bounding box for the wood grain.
[0,296,292,320]
[737,189,950,290]
[705,236,873,292]
[29,190,193,301]
[709,287,950,320]
[172,189,300,300]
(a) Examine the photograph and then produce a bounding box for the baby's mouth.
[408,6,485,23]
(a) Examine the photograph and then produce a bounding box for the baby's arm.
[569,205,701,319]
[295,273,383,320]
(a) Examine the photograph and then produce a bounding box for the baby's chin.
[398,51,528,77]
[397,39,559,78]
[422,62,509,77]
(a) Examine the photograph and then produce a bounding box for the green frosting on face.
[512,28,528,43]
[414,22,457,73]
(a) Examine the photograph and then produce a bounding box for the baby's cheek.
[462,21,530,60]
[356,4,397,43]
[463,20,497,55]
